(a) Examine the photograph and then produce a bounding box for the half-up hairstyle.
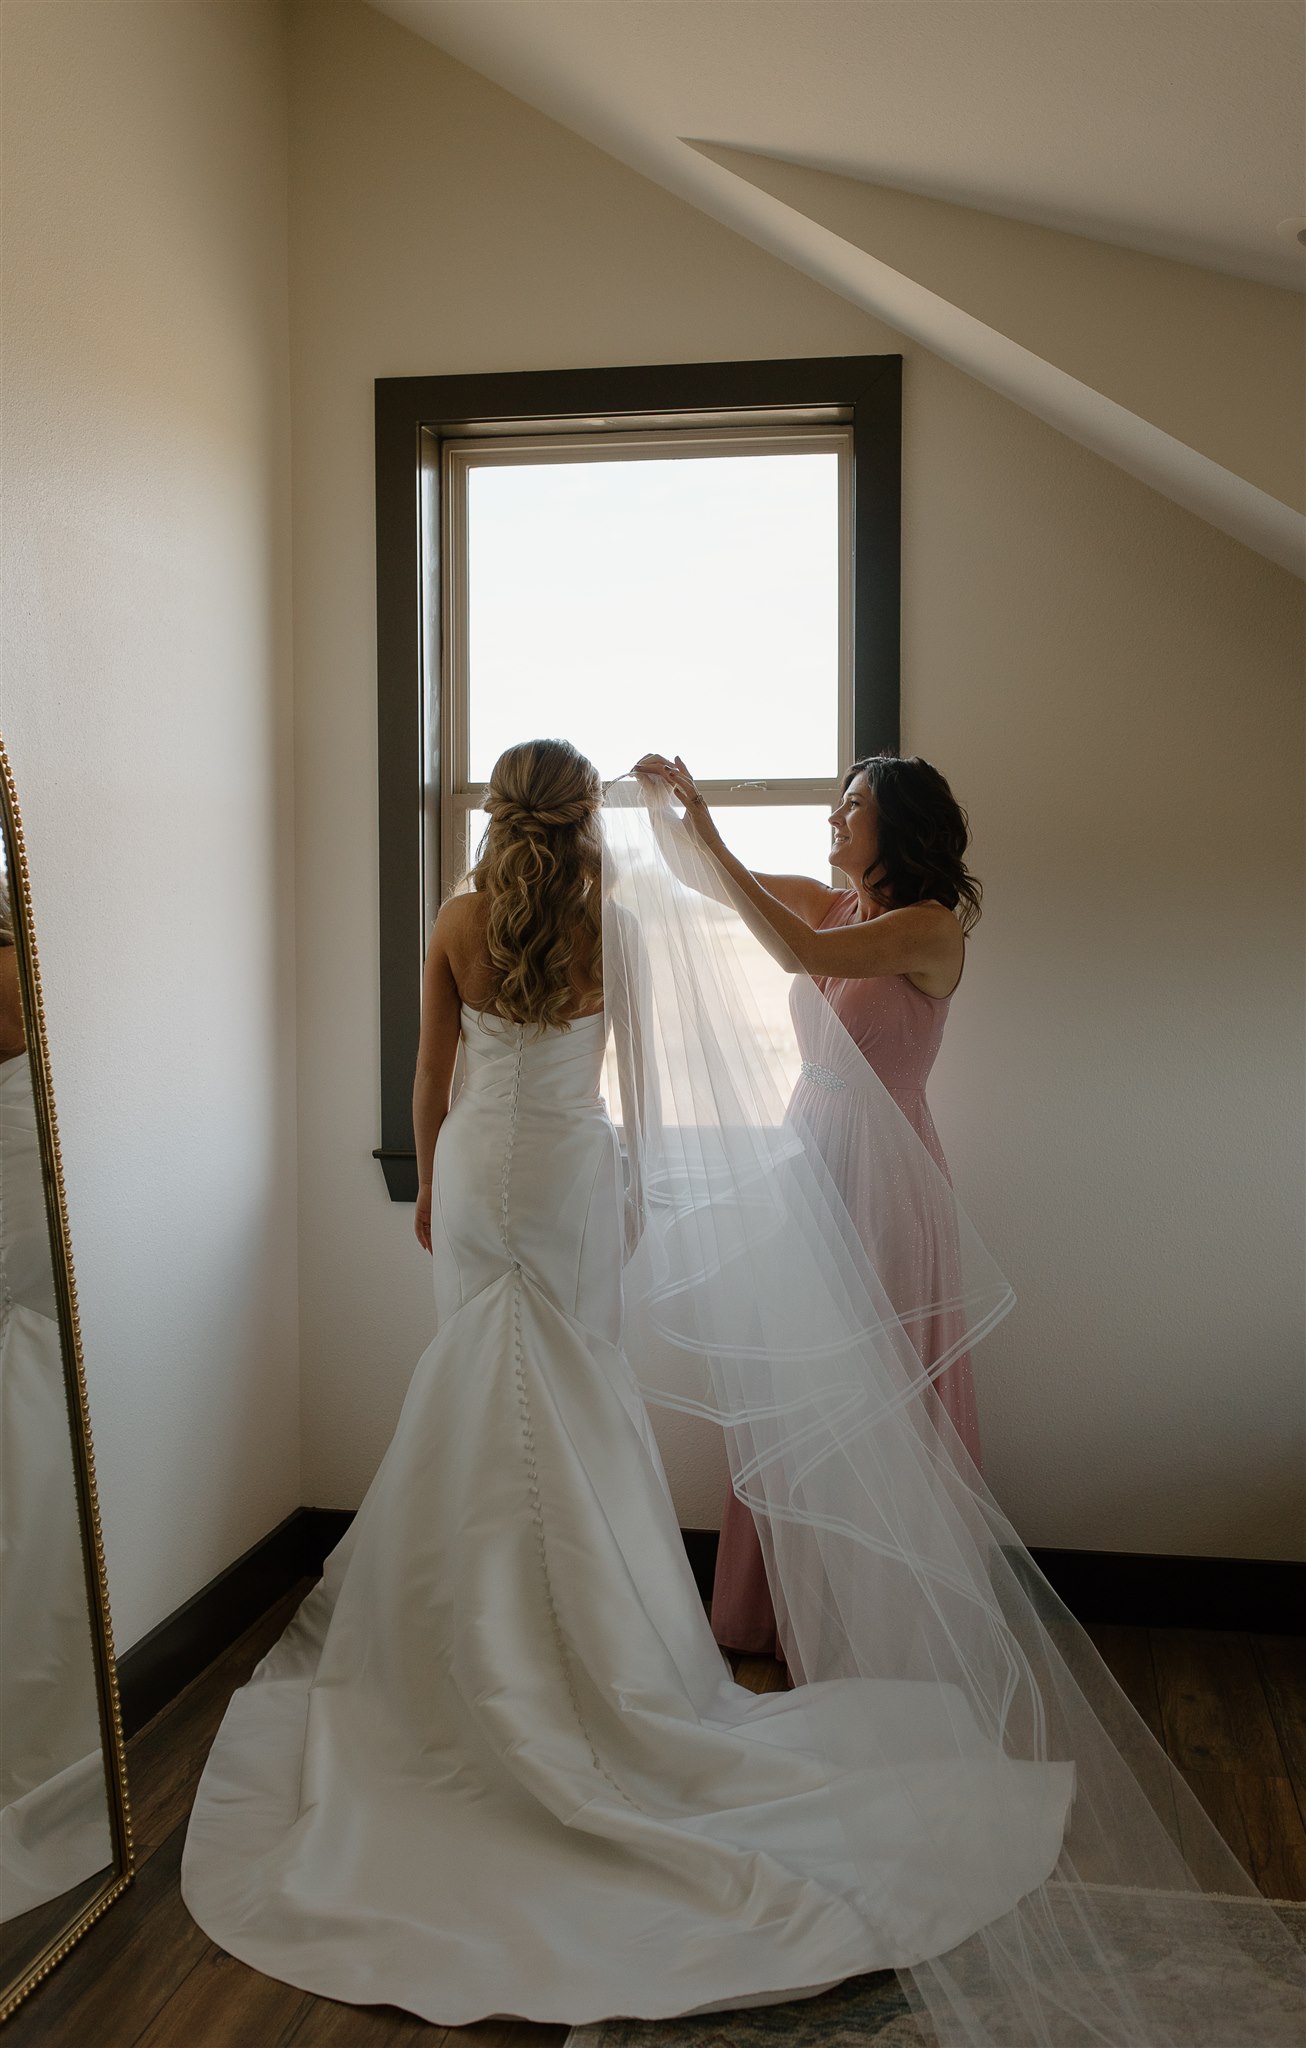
[843,754,983,935]
[469,738,604,1030]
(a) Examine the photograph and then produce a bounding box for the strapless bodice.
[459,1003,608,1111]
[433,1002,622,1339]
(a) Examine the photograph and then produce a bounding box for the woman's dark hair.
[841,754,982,934]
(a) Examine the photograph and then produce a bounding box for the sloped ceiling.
[371,0,1306,288]
[367,0,1306,574]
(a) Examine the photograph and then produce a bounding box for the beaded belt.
[799,1059,846,1093]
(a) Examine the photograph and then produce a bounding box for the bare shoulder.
[436,886,485,924]
[426,890,489,986]
[903,900,965,997]
[901,900,966,951]
[913,899,964,932]
[432,888,487,943]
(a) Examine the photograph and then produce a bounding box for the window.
[442,423,850,901]
[375,358,900,1197]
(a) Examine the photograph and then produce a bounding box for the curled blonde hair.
[470,738,604,1030]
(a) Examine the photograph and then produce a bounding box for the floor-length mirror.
[0,738,132,2022]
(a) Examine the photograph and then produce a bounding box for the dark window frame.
[373,354,902,1200]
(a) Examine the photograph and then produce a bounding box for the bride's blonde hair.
[470,738,604,1030]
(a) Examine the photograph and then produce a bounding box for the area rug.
[564,1896,1306,2048]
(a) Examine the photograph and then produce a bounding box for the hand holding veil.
[600,775,1303,2048]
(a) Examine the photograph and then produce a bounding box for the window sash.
[433,423,854,914]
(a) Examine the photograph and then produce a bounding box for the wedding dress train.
[181,1003,1072,2023]
[184,785,1303,2042]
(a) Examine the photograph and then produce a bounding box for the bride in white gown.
[182,739,1302,2043]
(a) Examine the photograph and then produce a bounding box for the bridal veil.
[599,776,1303,2048]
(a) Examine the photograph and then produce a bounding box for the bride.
[182,738,1302,2043]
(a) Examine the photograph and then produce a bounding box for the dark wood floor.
[6,1595,1305,2046]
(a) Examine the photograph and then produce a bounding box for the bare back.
[442,891,604,1023]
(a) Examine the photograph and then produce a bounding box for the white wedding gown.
[181,1002,1074,2024]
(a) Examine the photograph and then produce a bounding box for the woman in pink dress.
[635,751,983,1659]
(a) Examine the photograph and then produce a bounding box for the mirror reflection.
[0,798,114,1986]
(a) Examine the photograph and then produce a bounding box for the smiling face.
[827,770,880,884]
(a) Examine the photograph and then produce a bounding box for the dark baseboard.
[682,1526,718,1602]
[117,1508,351,1739]
[1022,1545,1305,1634]
[116,1507,1304,1742]
[688,1530,1304,1636]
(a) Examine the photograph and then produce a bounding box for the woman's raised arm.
[648,757,962,986]
[632,756,837,926]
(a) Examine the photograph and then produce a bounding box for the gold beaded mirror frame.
[0,736,133,2023]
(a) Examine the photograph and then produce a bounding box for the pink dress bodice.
[802,889,961,1170]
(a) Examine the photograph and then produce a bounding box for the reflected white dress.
[0,1050,113,1919]
[182,1002,1071,2023]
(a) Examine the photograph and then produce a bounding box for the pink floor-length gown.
[711,890,982,1658]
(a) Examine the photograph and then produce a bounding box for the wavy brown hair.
[842,754,983,935]
[469,739,604,1029]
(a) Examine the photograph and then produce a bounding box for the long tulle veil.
[598,776,1303,2048]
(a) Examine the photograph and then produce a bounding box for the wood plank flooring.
[7,1601,1304,2046]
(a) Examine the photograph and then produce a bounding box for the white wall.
[1,0,301,1651]
[289,2,1303,1561]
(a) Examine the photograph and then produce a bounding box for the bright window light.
[441,427,851,903]
[464,451,840,785]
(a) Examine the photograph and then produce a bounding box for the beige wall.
[290,2,1304,1560]
[908,368,1304,1555]
[1,0,300,1650]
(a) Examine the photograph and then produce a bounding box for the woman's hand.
[415,1183,433,1254]
[632,754,720,847]
[665,756,720,848]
